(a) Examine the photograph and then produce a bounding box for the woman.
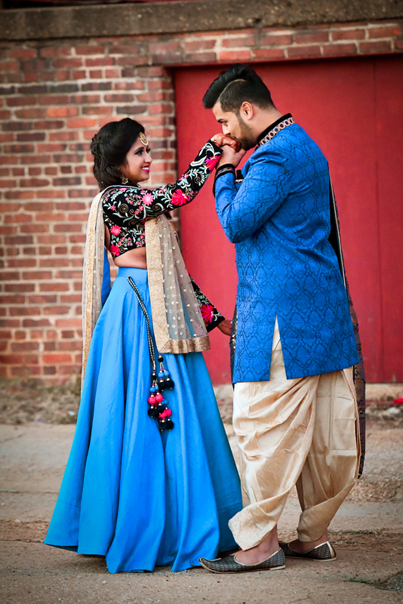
[44,118,242,573]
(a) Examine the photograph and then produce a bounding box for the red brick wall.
[0,21,402,383]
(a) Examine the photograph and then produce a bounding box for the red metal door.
[174,55,403,384]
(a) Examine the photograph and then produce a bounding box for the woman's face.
[119,136,152,184]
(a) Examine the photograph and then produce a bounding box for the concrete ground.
[0,420,402,604]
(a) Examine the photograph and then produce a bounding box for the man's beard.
[236,114,257,150]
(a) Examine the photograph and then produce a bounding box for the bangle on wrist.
[216,163,236,173]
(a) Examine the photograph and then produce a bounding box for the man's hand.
[217,319,232,336]
[211,133,240,151]
[217,145,246,169]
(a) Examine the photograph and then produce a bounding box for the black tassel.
[159,377,174,390]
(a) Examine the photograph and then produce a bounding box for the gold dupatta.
[145,214,210,354]
[82,195,210,383]
[82,192,104,382]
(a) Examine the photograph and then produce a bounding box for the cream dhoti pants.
[229,320,360,551]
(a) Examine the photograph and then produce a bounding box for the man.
[199,64,362,573]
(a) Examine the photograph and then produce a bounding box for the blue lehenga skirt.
[45,268,242,573]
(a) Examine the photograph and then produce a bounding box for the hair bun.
[90,134,102,158]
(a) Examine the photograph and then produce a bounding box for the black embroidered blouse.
[101,139,225,332]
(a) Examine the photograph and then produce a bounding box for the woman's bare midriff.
[104,225,147,269]
[114,247,147,269]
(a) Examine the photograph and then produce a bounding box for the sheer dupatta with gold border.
[81,194,210,383]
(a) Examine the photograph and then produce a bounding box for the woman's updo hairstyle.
[90,118,145,189]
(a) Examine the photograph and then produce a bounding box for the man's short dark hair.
[203,64,275,113]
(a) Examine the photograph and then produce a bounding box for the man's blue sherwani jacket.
[214,122,359,383]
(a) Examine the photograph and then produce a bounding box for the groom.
[199,64,361,573]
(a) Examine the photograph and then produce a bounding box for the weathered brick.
[184,39,216,53]
[20,224,50,234]
[293,31,329,44]
[40,47,72,58]
[39,282,69,292]
[9,49,38,60]
[359,40,393,53]
[322,43,357,56]
[37,95,69,106]
[82,106,114,116]
[70,94,101,104]
[4,283,35,293]
[53,58,83,69]
[82,82,112,91]
[368,25,401,38]
[47,107,79,118]
[55,318,81,329]
[14,108,47,120]
[42,353,73,364]
[20,59,47,72]
[85,57,114,67]
[0,110,11,120]
[22,270,52,280]
[89,69,103,79]
[16,132,46,142]
[24,73,39,83]
[43,305,70,315]
[252,48,286,60]
[19,178,50,188]
[22,318,51,327]
[9,306,41,316]
[44,366,57,375]
[116,105,148,116]
[49,131,79,141]
[32,120,64,130]
[105,69,121,79]
[11,365,41,376]
[28,294,57,304]
[72,70,88,80]
[330,28,366,41]
[6,95,37,107]
[66,118,98,129]
[287,45,323,58]
[11,341,40,352]
[75,45,105,55]
[221,35,257,48]
[261,33,294,46]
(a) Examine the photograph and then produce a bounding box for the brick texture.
[0,20,402,383]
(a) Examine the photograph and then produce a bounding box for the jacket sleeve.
[214,152,290,243]
[190,276,225,333]
[102,140,222,223]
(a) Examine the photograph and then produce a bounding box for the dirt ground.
[0,381,402,604]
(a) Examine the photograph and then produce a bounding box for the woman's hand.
[217,145,246,169]
[217,319,232,336]
[211,133,241,152]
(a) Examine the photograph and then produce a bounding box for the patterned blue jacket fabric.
[214,122,360,383]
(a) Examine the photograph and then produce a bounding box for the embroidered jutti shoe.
[279,541,336,561]
[199,549,285,573]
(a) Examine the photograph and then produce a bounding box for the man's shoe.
[279,540,336,561]
[199,549,285,574]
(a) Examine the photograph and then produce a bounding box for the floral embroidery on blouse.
[190,277,224,333]
[101,140,222,258]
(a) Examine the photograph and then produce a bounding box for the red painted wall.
[174,55,403,384]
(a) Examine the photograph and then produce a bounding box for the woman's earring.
[120,174,129,185]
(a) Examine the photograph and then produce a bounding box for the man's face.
[213,102,256,150]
